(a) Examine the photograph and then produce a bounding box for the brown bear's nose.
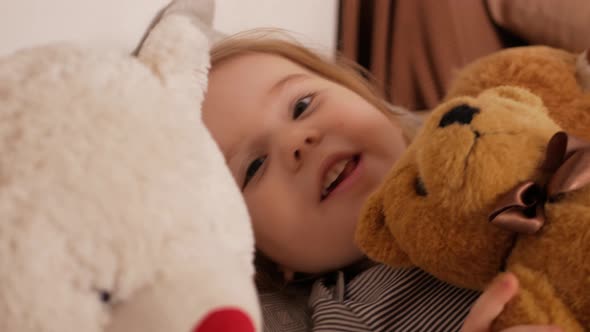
[439,104,480,127]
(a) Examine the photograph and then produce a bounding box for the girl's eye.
[292,94,314,119]
[243,156,267,188]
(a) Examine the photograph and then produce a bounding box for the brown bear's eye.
[414,177,428,196]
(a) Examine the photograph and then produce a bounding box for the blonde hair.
[209,30,422,290]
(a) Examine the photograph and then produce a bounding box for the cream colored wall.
[214,0,338,53]
[0,0,169,55]
[0,0,337,56]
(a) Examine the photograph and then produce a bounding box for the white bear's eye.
[99,290,112,303]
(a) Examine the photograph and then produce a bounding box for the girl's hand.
[461,273,562,332]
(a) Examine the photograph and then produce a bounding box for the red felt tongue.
[193,308,254,332]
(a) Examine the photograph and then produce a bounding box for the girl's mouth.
[320,154,361,201]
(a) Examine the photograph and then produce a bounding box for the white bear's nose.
[193,308,255,332]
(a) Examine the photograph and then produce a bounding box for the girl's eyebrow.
[268,73,309,96]
[225,135,264,171]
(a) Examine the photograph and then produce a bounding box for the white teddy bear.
[0,1,261,331]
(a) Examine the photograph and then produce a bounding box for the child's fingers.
[462,273,563,332]
[461,273,519,332]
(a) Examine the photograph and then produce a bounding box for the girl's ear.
[355,189,412,267]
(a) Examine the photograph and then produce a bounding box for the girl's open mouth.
[320,154,361,201]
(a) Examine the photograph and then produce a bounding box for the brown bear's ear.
[355,189,413,267]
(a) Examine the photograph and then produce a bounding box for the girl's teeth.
[323,159,349,191]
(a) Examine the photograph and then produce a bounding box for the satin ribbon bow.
[488,132,590,234]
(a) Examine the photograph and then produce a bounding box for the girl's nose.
[279,127,322,170]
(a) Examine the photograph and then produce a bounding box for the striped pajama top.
[308,265,480,331]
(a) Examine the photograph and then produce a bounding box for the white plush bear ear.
[136,0,215,110]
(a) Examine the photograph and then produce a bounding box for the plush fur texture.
[356,46,590,331]
[0,1,260,331]
[446,46,590,141]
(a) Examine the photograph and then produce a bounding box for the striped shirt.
[309,265,480,331]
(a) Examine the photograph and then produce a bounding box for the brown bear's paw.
[576,50,590,91]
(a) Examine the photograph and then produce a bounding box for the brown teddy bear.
[445,46,590,140]
[355,85,590,331]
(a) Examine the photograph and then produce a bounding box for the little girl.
[201,32,561,332]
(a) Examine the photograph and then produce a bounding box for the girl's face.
[202,53,407,274]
